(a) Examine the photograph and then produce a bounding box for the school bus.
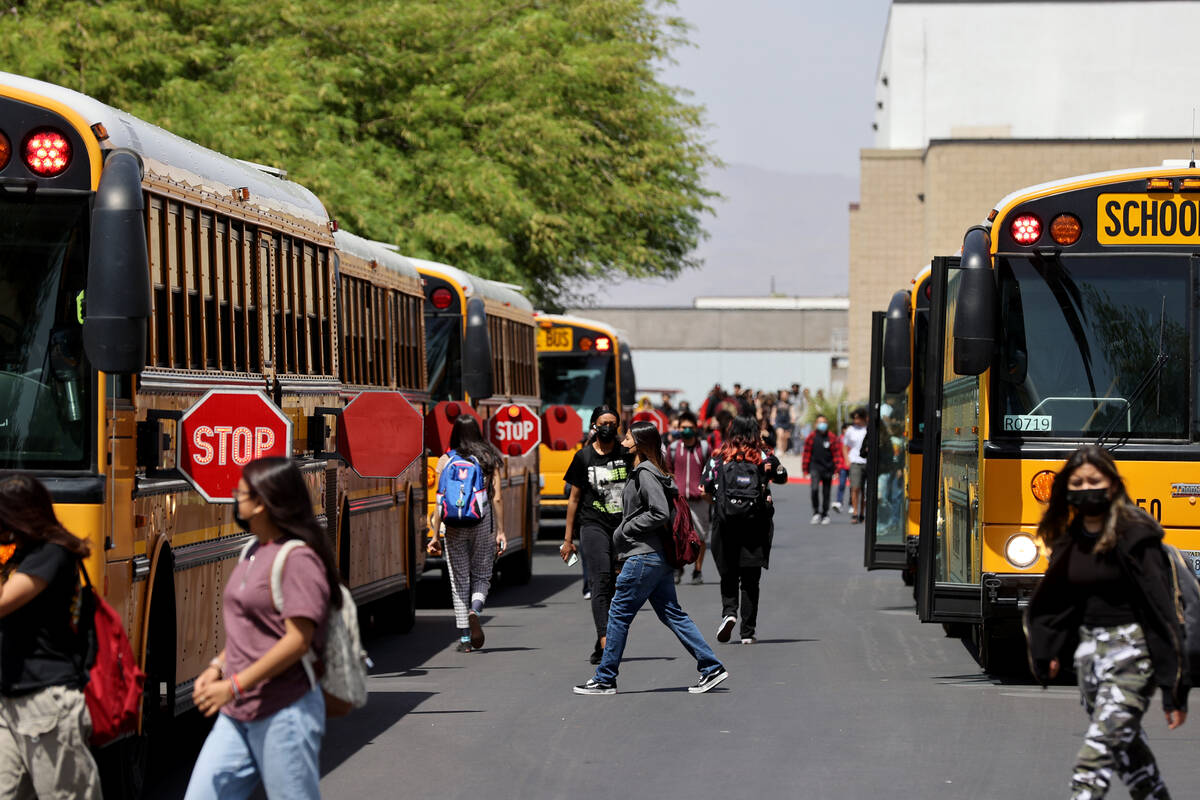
[533,314,637,530]
[0,72,427,785]
[864,266,931,588]
[412,258,540,583]
[916,165,1200,672]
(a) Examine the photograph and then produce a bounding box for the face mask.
[681,427,695,438]
[595,424,618,443]
[816,422,828,432]
[1066,488,1111,516]
[233,502,255,533]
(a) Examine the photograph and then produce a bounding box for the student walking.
[773,390,794,455]
[842,408,869,522]
[830,422,851,513]
[185,457,338,800]
[705,416,788,645]
[802,414,846,525]
[573,422,729,695]
[0,475,102,799]
[560,406,632,665]
[1025,446,1188,800]
[667,411,711,585]
[428,415,506,653]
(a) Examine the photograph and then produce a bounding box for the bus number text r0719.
[1003,414,1051,432]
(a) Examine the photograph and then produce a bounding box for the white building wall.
[632,350,838,409]
[875,2,1200,148]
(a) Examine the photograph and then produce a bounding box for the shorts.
[849,463,866,490]
[0,685,101,800]
[686,497,711,543]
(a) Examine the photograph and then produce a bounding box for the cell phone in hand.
[567,552,579,568]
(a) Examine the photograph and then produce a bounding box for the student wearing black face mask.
[560,406,634,664]
[1026,445,1188,799]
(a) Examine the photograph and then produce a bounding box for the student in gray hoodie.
[573,421,729,696]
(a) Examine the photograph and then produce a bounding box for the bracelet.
[230,673,244,700]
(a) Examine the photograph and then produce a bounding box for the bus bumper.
[981,573,1042,619]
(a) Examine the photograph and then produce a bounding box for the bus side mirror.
[619,346,637,407]
[83,149,150,375]
[952,227,996,376]
[883,289,911,394]
[462,297,494,400]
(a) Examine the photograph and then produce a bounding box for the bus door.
[864,295,912,569]
[916,255,983,624]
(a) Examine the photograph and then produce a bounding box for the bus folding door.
[864,311,908,570]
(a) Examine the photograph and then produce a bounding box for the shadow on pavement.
[321,691,436,774]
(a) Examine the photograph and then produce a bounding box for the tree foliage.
[0,0,717,307]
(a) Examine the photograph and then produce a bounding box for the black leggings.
[580,522,619,639]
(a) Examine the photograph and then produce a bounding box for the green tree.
[0,0,717,307]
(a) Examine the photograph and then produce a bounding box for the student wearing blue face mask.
[802,415,846,525]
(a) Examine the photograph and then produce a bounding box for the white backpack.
[238,539,370,717]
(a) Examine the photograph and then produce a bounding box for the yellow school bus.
[917,165,1200,672]
[865,266,931,588]
[0,72,426,784]
[533,314,636,531]
[412,258,540,583]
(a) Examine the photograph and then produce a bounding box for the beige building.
[847,139,1193,396]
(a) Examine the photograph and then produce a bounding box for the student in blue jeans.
[574,421,729,695]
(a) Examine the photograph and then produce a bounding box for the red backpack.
[664,488,702,569]
[75,565,145,746]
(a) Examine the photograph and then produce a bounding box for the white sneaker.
[821,516,831,525]
[830,502,842,513]
[810,513,822,524]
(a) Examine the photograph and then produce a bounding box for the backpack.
[239,539,370,718]
[437,450,488,526]
[714,457,766,522]
[74,564,145,747]
[634,472,701,568]
[1164,544,1200,683]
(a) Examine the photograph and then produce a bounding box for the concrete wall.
[564,307,847,351]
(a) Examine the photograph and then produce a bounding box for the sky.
[576,0,893,307]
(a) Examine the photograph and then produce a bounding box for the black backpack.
[714,458,765,521]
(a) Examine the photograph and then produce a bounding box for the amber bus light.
[1049,214,1082,245]
[1030,470,1055,503]
[0,130,9,169]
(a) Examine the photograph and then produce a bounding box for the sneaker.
[583,591,592,600]
[689,668,730,694]
[455,639,473,653]
[810,513,822,524]
[821,515,831,525]
[830,501,842,513]
[573,678,617,695]
[467,610,485,649]
[740,637,757,645]
[691,569,704,585]
[716,615,736,643]
[674,568,683,585]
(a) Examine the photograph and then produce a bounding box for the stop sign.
[178,389,293,503]
[488,404,541,457]
[632,408,668,435]
[337,391,424,478]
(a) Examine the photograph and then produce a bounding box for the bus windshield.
[0,196,92,470]
[425,314,463,401]
[993,253,1190,440]
[539,352,616,420]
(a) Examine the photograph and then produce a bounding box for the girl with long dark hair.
[560,405,632,664]
[0,474,101,798]
[1026,445,1188,799]
[573,421,728,695]
[185,457,340,800]
[704,415,787,645]
[428,414,506,652]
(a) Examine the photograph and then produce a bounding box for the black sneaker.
[691,569,704,585]
[573,678,616,695]
[689,668,730,694]
[716,615,736,643]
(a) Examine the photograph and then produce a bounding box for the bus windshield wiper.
[1095,296,1168,449]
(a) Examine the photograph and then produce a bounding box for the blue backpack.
[437,450,488,526]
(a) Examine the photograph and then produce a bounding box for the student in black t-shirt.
[0,474,101,798]
[560,406,634,665]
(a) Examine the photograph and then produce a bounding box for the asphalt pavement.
[151,483,1200,799]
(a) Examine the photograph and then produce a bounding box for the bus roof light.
[594,337,611,352]
[1010,214,1041,245]
[430,287,453,309]
[1049,214,1082,246]
[23,128,70,176]
[1146,177,1175,192]
[0,130,9,170]
[1181,177,1200,191]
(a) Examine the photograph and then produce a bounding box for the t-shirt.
[844,424,868,465]
[0,541,87,696]
[222,538,330,721]
[563,444,633,531]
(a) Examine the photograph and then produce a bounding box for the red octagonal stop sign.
[488,404,541,457]
[337,391,424,478]
[178,389,293,503]
[632,408,668,435]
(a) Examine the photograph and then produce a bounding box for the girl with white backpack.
[185,457,343,800]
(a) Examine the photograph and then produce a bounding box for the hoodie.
[612,461,677,562]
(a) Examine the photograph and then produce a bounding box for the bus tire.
[975,620,1030,678]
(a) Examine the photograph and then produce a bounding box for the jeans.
[835,468,849,504]
[594,552,724,684]
[184,685,325,800]
[720,566,762,639]
[580,522,619,639]
[810,465,833,515]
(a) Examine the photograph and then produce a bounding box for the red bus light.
[1010,214,1041,245]
[430,287,453,309]
[594,336,611,352]
[24,128,71,176]
[0,131,9,169]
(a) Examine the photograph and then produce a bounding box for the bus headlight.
[1004,533,1039,569]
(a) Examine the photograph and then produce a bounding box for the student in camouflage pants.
[1071,624,1169,799]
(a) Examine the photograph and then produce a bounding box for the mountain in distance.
[572,163,856,307]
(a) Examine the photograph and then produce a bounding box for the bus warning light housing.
[1146,177,1175,192]
[1031,470,1055,503]
[594,337,611,352]
[23,128,70,176]
[1049,214,1082,246]
[1010,214,1041,245]
[431,287,453,309]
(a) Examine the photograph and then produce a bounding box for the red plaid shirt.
[802,430,847,474]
